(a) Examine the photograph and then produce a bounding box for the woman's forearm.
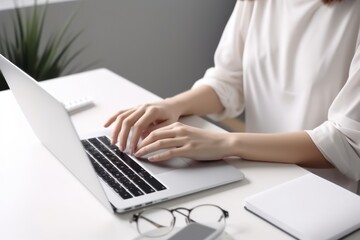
[163,88,329,168]
[165,86,224,117]
[228,131,333,168]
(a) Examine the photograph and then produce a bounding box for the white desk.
[0,69,358,240]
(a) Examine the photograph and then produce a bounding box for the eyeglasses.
[130,204,229,238]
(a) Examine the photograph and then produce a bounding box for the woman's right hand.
[104,99,182,154]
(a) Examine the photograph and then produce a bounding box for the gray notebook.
[244,173,360,240]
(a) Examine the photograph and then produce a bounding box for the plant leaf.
[0,0,89,83]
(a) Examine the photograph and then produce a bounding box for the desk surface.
[0,69,358,240]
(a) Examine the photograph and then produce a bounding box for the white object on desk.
[244,173,360,240]
[63,96,94,113]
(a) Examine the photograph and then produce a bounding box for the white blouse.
[193,0,360,193]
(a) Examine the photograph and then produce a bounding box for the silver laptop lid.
[0,54,113,212]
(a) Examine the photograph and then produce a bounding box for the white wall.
[0,0,236,97]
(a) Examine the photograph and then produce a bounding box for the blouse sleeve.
[307,39,360,181]
[192,1,253,121]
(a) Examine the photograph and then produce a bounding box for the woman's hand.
[104,86,225,154]
[134,122,233,162]
[104,100,182,153]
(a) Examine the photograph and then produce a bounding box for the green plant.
[0,0,87,90]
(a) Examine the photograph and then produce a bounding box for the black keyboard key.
[88,157,132,199]
[113,185,132,199]
[121,180,144,197]
[88,138,109,152]
[110,145,167,191]
[88,137,101,146]
[139,171,167,191]
[81,140,92,149]
[131,176,155,194]
[91,158,144,195]
[92,159,144,196]
[114,149,144,173]
[110,158,128,171]
[85,136,166,196]
[98,136,112,146]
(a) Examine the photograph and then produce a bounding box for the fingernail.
[132,146,138,155]
[134,148,141,156]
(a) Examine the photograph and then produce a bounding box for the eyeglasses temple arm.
[137,215,167,228]
[218,209,229,222]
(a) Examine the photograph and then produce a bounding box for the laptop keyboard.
[81,136,166,199]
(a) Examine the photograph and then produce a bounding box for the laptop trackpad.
[136,156,193,174]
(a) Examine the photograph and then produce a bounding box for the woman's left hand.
[134,122,233,162]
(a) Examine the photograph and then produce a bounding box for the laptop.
[0,54,244,213]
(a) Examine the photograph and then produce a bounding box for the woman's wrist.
[164,86,225,118]
[163,96,188,117]
[225,132,243,157]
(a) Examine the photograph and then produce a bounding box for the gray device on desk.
[0,54,244,213]
[167,223,223,240]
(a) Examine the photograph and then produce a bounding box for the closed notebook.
[244,173,360,240]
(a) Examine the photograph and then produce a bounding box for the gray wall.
[0,0,236,97]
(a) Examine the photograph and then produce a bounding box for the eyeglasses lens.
[189,205,226,230]
[137,208,174,237]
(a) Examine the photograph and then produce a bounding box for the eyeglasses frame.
[130,204,229,237]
